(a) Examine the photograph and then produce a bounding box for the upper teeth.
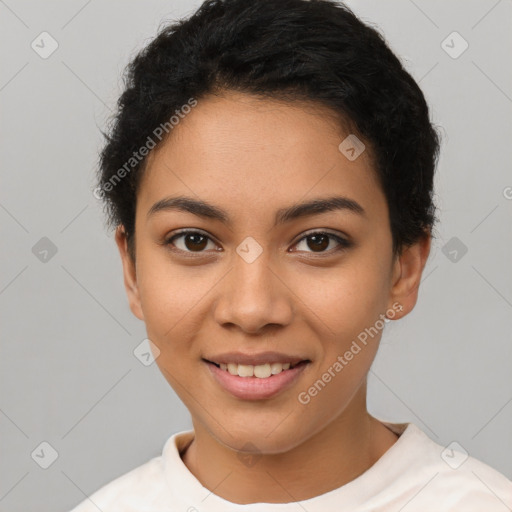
[219,362,293,378]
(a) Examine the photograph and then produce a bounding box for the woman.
[72,0,512,509]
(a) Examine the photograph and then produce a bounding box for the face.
[116,90,429,454]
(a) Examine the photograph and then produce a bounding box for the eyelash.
[164,229,352,256]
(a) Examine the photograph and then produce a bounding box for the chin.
[210,421,309,455]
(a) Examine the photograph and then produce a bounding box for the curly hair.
[96,0,441,261]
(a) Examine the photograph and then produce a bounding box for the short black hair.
[96,0,441,261]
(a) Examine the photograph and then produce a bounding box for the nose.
[212,251,293,334]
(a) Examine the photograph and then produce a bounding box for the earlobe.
[387,233,431,319]
[114,225,145,321]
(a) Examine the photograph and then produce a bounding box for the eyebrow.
[146,195,366,225]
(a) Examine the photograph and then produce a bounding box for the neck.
[180,384,399,504]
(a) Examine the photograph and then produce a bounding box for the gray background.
[1,1,511,511]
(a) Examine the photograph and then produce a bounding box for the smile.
[207,361,304,378]
[204,359,310,400]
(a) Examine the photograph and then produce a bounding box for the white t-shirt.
[69,422,512,511]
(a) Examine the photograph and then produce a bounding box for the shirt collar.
[161,422,419,511]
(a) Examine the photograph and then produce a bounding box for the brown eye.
[306,234,330,252]
[294,232,351,254]
[166,231,217,253]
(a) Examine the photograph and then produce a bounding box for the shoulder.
[68,430,193,512]
[414,456,512,511]
[382,422,512,511]
[68,455,167,512]
[432,454,512,510]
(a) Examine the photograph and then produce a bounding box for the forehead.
[137,91,387,226]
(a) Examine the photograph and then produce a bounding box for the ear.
[387,232,432,319]
[115,225,144,321]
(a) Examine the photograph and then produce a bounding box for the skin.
[115,90,431,504]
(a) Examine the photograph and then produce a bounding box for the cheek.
[136,254,229,363]
[136,257,201,341]
[293,261,390,342]
[138,277,180,335]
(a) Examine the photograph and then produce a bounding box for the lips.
[205,359,310,400]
